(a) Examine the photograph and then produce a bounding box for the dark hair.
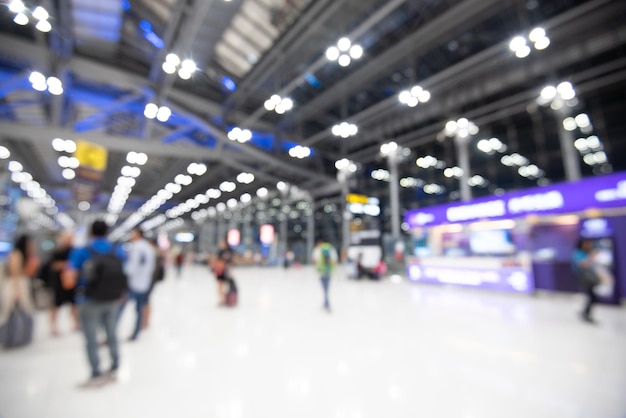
[14,235,30,266]
[132,227,144,238]
[91,220,108,237]
[576,238,592,250]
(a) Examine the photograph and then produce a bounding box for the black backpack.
[82,247,128,301]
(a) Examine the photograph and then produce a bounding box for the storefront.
[404,172,626,301]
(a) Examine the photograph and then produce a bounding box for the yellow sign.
[346,193,368,204]
[74,140,108,171]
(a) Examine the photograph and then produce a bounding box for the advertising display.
[404,172,626,297]
[406,172,626,228]
[260,224,274,245]
[227,229,241,247]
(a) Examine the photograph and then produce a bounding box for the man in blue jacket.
[64,220,127,388]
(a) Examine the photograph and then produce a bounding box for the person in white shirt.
[118,227,155,341]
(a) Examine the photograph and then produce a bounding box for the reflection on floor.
[1,265,625,418]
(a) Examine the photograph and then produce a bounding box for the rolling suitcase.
[225,278,238,307]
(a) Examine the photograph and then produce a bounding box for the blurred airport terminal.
[0,0,625,417]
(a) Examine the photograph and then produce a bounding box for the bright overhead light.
[256,187,268,198]
[51,137,66,152]
[136,152,148,165]
[62,168,75,180]
[32,6,49,20]
[540,85,557,101]
[337,37,351,52]
[240,193,251,203]
[338,54,351,67]
[277,181,287,191]
[325,46,340,61]
[64,139,76,153]
[0,146,10,159]
[181,59,197,73]
[144,103,158,119]
[162,61,176,74]
[515,45,531,58]
[13,12,28,25]
[156,106,171,122]
[29,71,46,86]
[528,27,546,43]
[35,19,51,33]
[533,36,550,50]
[9,0,25,13]
[178,68,192,80]
[227,198,238,208]
[509,36,527,52]
[349,44,363,59]
[165,53,180,66]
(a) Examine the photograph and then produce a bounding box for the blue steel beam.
[0,72,30,100]
[73,91,150,132]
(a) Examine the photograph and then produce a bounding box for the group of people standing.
[0,221,165,388]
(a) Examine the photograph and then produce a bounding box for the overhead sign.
[405,172,626,229]
[73,140,108,203]
[75,140,107,171]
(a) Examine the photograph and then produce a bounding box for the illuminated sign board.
[260,224,274,245]
[227,229,241,247]
[406,172,626,228]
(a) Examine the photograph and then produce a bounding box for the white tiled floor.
[1,265,626,418]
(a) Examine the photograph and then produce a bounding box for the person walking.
[118,227,155,341]
[65,221,127,388]
[174,251,184,278]
[142,239,164,330]
[572,238,600,324]
[312,238,338,312]
[0,234,39,346]
[212,241,234,306]
[43,232,79,336]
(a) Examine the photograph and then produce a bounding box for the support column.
[280,210,288,257]
[557,123,582,181]
[455,135,472,201]
[340,178,350,260]
[388,153,401,240]
[306,196,315,264]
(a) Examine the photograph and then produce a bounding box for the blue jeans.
[117,290,148,340]
[320,275,331,308]
[79,300,120,377]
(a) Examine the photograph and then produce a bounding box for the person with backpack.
[312,238,338,312]
[117,227,155,340]
[64,221,127,388]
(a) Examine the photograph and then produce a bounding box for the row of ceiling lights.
[509,27,550,58]
[51,138,79,180]
[0,147,75,229]
[106,152,149,216]
[29,71,63,95]
[109,161,205,240]
[7,1,51,32]
[144,103,172,122]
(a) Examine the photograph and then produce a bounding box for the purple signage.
[405,172,626,228]
[407,263,535,294]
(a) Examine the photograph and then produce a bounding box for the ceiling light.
[35,19,51,33]
[178,68,191,80]
[349,45,363,59]
[332,122,358,138]
[509,36,527,52]
[62,168,75,180]
[166,53,181,66]
[533,36,550,50]
[326,46,339,61]
[156,106,171,122]
[337,37,351,51]
[144,103,158,119]
[338,54,351,67]
[206,188,221,199]
[0,146,10,159]
[515,45,531,58]
[135,152,148,165]
[181,59,197,73]
[256,187,268,198]
[9,0,25,13]
[227,198,238,208]
[240,193,251,203]
[162,61,176,74]
[64,139,76,153]
[13,12,28,25]
[32,6,49,20]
